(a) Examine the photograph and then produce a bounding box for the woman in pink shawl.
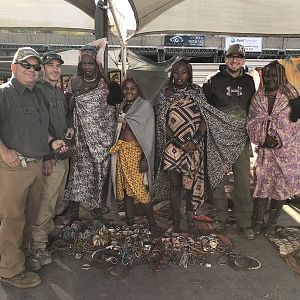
[247,61,300,236]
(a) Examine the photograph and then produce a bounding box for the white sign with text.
[225,37,262,52]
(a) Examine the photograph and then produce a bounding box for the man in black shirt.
[202,44,255,240]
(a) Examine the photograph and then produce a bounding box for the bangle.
[48,138,56,149]
[192,138,200,145]
[192,131,204,145]
[172,137,182,148]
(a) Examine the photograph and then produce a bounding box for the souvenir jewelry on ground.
[57,223,260,274]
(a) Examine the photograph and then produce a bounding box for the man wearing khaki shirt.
[0,47,67,288]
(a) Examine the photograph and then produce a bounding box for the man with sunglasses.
[203,44,256,240]
[0,47,67,288]
[30,52,74,267]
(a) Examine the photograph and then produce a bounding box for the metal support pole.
[121,43,127,80]
[107,0,127,80]
[95,0,108,74]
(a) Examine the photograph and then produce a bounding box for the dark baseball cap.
[42,52,64,65]
[13,47,42,64]
[226,44,245,57]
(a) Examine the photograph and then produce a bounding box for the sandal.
[265,225,277,237]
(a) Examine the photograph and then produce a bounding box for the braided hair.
[122,77,145,99]
[262,60,300,122]
[262,60,297,100]
[168,59,193,85]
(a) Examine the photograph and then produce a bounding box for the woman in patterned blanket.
[248,61,300,236]
[154,59,207,234]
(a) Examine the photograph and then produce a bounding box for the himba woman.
[154,59,253,235]
[65,39,116,220]
[109,78,159,236]
[247,61,300,236]
[154,59,206,234]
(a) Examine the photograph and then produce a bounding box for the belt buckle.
[20,158,27,168]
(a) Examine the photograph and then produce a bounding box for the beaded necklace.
[83,76,98,83]
[173,85,188,93]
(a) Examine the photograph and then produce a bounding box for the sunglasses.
[16,62,41,71]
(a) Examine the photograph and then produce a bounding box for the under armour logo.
[226,86,243,96]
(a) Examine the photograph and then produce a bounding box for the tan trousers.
[55,159,70,216]
[0,158,42,278]
[31,159,69,250]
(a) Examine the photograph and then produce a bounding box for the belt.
[18,155,37,168]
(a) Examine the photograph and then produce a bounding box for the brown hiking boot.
[25,256,41,271]
[30,248,52,266]
[0,271,41,288]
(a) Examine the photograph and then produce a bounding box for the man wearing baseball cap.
[30,52,74,267]
[0,47,67,288]
[203,44,256,240]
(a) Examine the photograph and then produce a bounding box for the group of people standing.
[0,42,299,289]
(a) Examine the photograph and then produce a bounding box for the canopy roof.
[129,0,300,36]
[65,0,300,37]
[0,0,94,31]
[1,1,300,36]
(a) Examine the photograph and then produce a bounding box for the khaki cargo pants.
[212,145,253,228]
[31,159,69,250]
[0,158,42,278]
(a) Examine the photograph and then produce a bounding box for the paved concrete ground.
[1,204,300,300]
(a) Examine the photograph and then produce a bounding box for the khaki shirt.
[37,79,72,160]
[0,78,49,158]
[37,79,69,140]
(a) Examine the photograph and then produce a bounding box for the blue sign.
[164,35,205,47]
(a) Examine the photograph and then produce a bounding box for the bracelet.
[192,138,199,145]
[48,138,56,149]
[192,131,204,145]
[172,137,182,148]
